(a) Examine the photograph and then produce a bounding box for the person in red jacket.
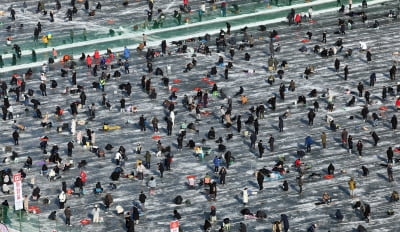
[395,97,400,111]
[294,13,301,25]
[86,55,92,69]
[93,49,100,59]
[80,170,87,183]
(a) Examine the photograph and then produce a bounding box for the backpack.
[174,195,183,205]
[357,225,367,232]
[48,211,56,220]
[297,150,305,157]
[256,210,267,218]
[105,144,114,150]
[51,80,57,88]
[240,208,251,215]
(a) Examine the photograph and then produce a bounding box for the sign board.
[170,220,179,232]
[13,173,23,210]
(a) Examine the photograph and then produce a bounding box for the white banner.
[13,173,23,210]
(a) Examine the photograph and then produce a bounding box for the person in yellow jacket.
[41,35,48,46]
[348,177,356,198]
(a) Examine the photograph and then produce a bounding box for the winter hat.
[95,204,98,208]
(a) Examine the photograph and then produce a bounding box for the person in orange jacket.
[86,55,92,69]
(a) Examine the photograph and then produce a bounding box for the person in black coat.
[207,127,216,139]
[258,140,264,158]
[70,102,78,116]
[126,82,132,96]
[335,209,344,221]
[139,115,146,131]
[391,115,398,130]
[328,163,335,175]
[250,132,257,149]
[120,98,126,112]
[387,147,394,164]
[361,106,369,122]
[12,130,19,145]
[80,91,86,105]
[139,191,147,210]
[278,116,284,132]
[239,222,247,232]
[268,135,275,152]
[307,109,316,126]
[334,58,340,73]
[173,209,181,220]
[132,205,140,224]
[282,180,289,192]
[257,171,264,190]
[236,115,242,133]
[370,131,380,146]
[253,118,259,135]
[67,141,74,157]
[39,82,47,96]
[280,214,289,232]
[126,217,135,232]
[224,151,232,169]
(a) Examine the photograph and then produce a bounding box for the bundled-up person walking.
[64,206,72,226]
[213,156,221,173]
[92,204,100,223]
[280,214,289,232]
[305,136,313,152]
[348,177,356,198]
[58,191,66,209]
[242,188,249,205]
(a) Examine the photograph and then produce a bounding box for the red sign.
[170,220,179,232]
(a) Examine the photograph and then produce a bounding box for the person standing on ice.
[280,214,289,232]
[304,135,313,152]
[58,191,66,209]
[348,177,356,198]
[139,191,147,210]
[92,204,100,223]
[242,188,249,205]
[170,111,175,127]
[249,132,257,149]
[12,130,19,145]
[71,118,76,135]
[297,175,304,193]
[257,171,264,190]
[123,46,130,59]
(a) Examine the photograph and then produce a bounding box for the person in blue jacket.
[123,46,130,60]
[213,156,221,173]
[305,135,314,152]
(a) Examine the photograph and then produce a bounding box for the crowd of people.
[1,0,400,231]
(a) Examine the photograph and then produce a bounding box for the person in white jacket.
[92,204,100,223]
[59,191,66,209]
[136,162,145,180]
[70,119,76,135]
[115,152,123,166]
[170,111,175,127]
[242,188,249,205]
